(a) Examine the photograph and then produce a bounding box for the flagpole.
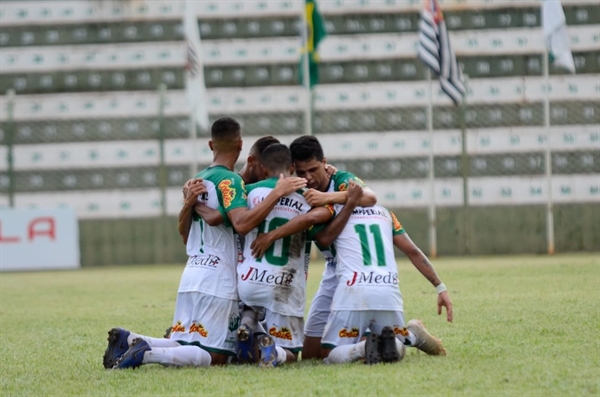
[426,68,437,258]
[301,5,313,136]
[189,111,198,177]
[543,46,555,255]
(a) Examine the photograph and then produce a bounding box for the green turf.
[1,254,598,396]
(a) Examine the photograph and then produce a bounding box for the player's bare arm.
[303,186,376,207]
[393,232,454,323]
[178,178,206,244]
[313,180,363,248]
[193,202,224,226]
[250,206,333,259]
[227,174,307,236]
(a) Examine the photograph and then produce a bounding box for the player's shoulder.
[246,177,277,194]
[201,166,243,186]
[331,170,365,191]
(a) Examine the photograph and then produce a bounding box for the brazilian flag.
[300,0,327,88]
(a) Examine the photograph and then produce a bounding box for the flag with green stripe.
[300,0,327,88]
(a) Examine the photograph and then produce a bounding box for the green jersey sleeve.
[390,210,406,236]
[216,173,248,213]
[331,170,366,191]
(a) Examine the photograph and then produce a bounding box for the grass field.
[1,253,598,396]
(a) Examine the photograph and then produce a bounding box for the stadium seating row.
[1,4,598,47]
[2,25,597,74]
[2,125,596,172]
[1,76,597,121]
[1,0,597,26]
[2,174,597,218]
[2,50,598,94]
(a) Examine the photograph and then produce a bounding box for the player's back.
[331,204,403,312]
[179,165,246,301]
[238,176,311,317]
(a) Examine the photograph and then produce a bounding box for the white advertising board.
[0,207,80,271]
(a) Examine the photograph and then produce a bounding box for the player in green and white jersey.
[313,181,452,364]
[237,144,333,367]
[104,119,305,370]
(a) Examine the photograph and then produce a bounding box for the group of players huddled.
[103,117,453,369]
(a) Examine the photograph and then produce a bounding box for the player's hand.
[250,233,274,259]
[325,164,338,178]
[183,178,206,207]
[303,189,329,207]
[438,290,453,322]
[273,174,307,197]
[346,180,363,206]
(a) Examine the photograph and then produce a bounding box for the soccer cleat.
[364,332,381,365]
[379,326,400,363]
[236,324,255,364]
[103,328,131,369]
[258,335,277,368]
[113,338,151,369]
[407,319,447,356]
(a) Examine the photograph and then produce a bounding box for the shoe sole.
[103,328,127,369]
[236,325,254,364]
[364,332,380,365]
[379,326,399,363]
[258,336,276,368]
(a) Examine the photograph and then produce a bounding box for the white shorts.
[321,310,407,349]
[304,263,337,337]
[262,309,304,353]
[170,292,239,356]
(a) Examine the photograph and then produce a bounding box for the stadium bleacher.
[0,0,598,235]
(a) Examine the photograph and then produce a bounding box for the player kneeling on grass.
[235,143,334,368]
[311,181,452,364]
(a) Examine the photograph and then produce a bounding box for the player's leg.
[406,319,446,356]
[169,291,239,365]
[102,327,184,369]
[114,338,212,369]
[303,262,337,359]
[259,311,303,367]
[321,310,371,364]
[368,312,408,363]
[236,304,263,364]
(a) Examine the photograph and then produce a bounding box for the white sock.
[395,339,406,360]
[240,307,258,328]
[405,331,417,346]
[275,346,287,365]
[324,341,365,364]
[128,332,180,348]
[143,346,212,367]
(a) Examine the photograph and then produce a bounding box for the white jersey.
[331,205,405,311]
[238,177,311,317]
[178,166,247,301]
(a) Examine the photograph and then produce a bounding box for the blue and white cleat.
[113,338,151,369]
[258,335,277,368]
[103,328,131,369]
[236,324,255,364]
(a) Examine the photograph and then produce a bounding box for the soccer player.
[290,135,377,360]
[236,143,334,367]
[103,118,306,369]
[251,135,452,360]
[313,181,452,364]
[178,135,280,244]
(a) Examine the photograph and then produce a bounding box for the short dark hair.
[261,143,292,173]
[211,117,241,140]
[290,135,324,162]
[250,136,280,161]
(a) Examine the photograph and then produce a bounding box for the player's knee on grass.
[302,336,323,360]
[209,352,229,366]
